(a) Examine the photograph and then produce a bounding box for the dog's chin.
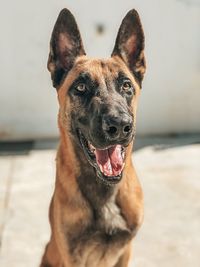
[77,129,130,185]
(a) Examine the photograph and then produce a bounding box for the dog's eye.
[121,81,132,92]
[76,83,87,93]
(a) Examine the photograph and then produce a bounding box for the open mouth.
[77,130,126,184]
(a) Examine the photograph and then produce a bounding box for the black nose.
[102,114,133,140]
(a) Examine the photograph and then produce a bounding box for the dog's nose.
[102,114,133,140]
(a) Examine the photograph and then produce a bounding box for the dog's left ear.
[48,8,86,88]
[112,9,146,86]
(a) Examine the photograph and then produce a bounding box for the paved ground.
[0,136,200,267]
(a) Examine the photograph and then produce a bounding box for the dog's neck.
[77,163,117,209]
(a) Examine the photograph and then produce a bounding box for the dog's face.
[48,9,146,184]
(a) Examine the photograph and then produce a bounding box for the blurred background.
[0,0,200,138]
[0,0,200,267]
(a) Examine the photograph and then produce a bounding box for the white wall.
[0,0,199,140]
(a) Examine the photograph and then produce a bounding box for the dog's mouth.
[77,130,126,184]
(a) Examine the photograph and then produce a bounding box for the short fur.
[40,8,146,267]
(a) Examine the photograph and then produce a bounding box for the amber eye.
[122,81,132,92]
[76,83,87,93]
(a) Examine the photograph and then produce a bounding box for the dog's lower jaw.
[76,129,137,187]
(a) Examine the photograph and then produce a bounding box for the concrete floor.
[0,136,200,267]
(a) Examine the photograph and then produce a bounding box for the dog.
[40,8,146,267]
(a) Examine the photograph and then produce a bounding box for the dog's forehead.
[71,56,132,83]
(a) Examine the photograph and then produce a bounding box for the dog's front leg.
[113,244,132,267]
[39,235,63,267]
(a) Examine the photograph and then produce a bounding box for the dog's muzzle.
[77,113,134,185]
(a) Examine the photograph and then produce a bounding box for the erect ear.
[112,9,146,86]
[48,8,86,88]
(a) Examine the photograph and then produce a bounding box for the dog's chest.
[69,198,131,267]
[99,197,128,235]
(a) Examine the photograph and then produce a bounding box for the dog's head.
[48,9,146,184]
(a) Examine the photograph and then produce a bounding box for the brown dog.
[40,8,146,267]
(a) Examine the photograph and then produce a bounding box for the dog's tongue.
[94,145,124,176]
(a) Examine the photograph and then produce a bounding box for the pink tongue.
[94,145,124,177]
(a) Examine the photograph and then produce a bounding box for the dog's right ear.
[112,9,146,86]
[48,9,86,88]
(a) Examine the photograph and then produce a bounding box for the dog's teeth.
[89,143,95,153]
[99,165,103,173]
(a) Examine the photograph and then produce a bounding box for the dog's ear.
[48,9,86,88]
[112,9,146,86]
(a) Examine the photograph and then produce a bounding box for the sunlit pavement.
[0,136,200,267]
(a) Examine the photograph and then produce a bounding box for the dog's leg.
[114,245,132,267]
[39,235,63,267]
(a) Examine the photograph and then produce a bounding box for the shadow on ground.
[134,134,200,151]
[0,134,199,156]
